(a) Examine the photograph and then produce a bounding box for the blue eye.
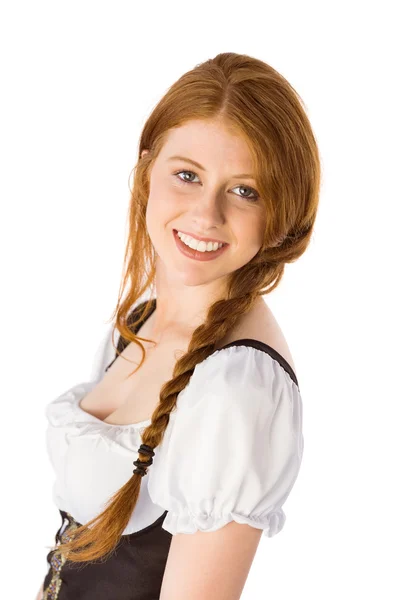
[173,170,259,202]
[175,170,199,184]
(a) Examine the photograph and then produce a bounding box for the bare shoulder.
[217,297,297,375]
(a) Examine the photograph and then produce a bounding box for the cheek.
[146,180,167,214]
[148,176,179,210]
[145,187,175,239]
[237,216,264,242]
[251,213,266,248]
[145,192,160,241]
[233,217,265,260]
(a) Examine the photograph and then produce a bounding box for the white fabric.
[45,330,304,538]
[89,323,118,383]
[147,345,304,537]
[45,380,162,536]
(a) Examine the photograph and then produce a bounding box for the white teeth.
[177,231,224,252]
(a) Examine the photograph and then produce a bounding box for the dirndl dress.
[42,299,173,599]
[42,508,171,599]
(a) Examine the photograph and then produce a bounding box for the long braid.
[49,50,320,563]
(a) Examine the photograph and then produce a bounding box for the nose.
[190,189,226,231]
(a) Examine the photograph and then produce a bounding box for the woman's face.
[143,118,266,289]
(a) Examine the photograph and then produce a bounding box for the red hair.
[52,51,321,563]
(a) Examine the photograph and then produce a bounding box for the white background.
[1,1,399,598]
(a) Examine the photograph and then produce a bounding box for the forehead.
[158,119,254,173]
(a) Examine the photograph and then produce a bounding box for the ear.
[141,149,149,158]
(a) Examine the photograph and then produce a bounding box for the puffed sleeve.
[147,344,304,537]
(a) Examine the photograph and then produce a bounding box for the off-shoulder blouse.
[45,301,304,539]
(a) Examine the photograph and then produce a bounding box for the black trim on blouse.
[105,298,299,388]
[43,299,301,599]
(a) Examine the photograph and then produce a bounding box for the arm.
[148,347,304,598]
[35,582,44,600]
[160,521,262,599]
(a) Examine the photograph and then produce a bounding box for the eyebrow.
[167,155,255,179]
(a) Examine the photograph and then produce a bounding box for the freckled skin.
[141,118,267,333]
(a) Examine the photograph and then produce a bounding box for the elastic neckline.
[107,299,299,387]
[214,339,299,387]
[94,300,299,428]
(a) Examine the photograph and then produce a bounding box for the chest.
[78,298,295,427]
[80,335,188,426]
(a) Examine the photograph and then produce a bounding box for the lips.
[173,229,228,246]
[173,228,229,262]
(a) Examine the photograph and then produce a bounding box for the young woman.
[39,51,320,599]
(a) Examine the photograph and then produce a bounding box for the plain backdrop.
[1,1,399,598]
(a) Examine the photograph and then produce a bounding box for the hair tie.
[133,444,155,477]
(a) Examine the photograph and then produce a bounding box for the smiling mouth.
[174,229,228,246]
[172,229,229,261]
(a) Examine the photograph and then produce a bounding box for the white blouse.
[45,324,304,538]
